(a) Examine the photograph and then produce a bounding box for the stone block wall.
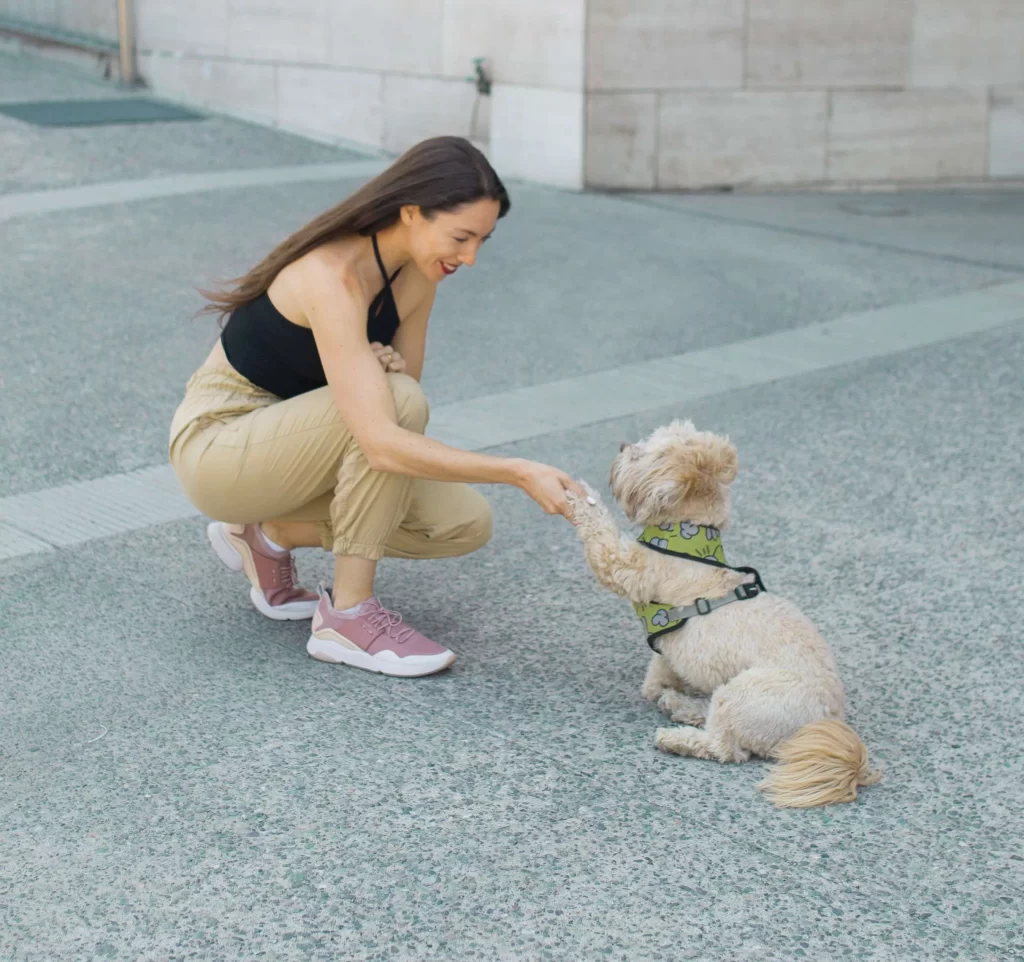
[4,0,1021,190]
[586,0,1024,189]
[0,0,118,44]
[132,0,586,188]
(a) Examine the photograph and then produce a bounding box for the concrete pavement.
[2,51,1022,961]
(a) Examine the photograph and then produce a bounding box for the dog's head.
[609,419,738,527]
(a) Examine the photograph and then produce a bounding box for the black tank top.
[220,234,402,399]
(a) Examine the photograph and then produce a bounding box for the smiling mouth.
[440,262,458,276]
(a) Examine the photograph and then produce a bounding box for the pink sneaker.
[206,522,319,621]
[306,588,456,677]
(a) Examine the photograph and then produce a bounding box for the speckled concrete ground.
[0,54,365,194]
[2,49,1022,962]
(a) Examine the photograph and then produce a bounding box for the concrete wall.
[0,0,118,43]
[585,0,1024,189]
[5,1,1021,191]
[133,0,586,189]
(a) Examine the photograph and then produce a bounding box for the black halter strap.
[371,234,402,287]
[369,234,402,323]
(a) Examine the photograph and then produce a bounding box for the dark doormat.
[0,98,204,127]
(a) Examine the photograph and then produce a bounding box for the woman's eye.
[453,236,469,243]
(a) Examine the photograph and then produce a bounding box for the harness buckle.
[694,597,712,616]
[734,582,761,601]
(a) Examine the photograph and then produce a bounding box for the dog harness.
[632,522,766,653]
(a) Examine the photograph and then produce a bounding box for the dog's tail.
[757,719,881,808]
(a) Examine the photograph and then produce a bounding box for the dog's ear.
[702,436,738,484]
[666,436,737,498]
[647,480,683,518]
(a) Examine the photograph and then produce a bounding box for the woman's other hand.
[370,342,407,375]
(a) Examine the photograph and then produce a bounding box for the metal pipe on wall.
[116,0,136,85]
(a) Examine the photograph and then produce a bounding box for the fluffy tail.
[758,719,881,809]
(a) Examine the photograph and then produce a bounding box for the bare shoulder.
[273,246,363,326]
[292,246,362,299]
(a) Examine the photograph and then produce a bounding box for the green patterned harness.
[632,522,766,653]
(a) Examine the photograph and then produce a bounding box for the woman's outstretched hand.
[512,459,591,523]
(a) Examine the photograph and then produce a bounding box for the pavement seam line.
[2,280,1023,562]
[0,159,389,222]
[621,193,1024,277]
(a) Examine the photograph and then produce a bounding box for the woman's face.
[403,198,501,282]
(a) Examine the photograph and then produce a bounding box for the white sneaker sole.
[206,521,318,622]
[306,634,456,677]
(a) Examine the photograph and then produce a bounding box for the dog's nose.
[620,442,630,453]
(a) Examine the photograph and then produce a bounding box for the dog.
[567,419,880,808]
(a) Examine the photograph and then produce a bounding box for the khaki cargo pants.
[168,362,492,561]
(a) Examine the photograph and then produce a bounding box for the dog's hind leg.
[655,724,750,762]
[655,725,724,760]
[655,683,751,762]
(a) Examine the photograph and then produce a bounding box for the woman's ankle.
[331,589,374,612]
[332,555,378,611]
[258,523,290,551]
[261,520,322,551]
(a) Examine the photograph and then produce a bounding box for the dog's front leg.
[567,485,662,602]
[656,690,711,726]
[569,485,752,606]
[641,652,684,703]
[642,652,710,723]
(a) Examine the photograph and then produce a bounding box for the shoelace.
[282,557,298,591]
[364,604,416,645]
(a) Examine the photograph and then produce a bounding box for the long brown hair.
[198,136,510,323]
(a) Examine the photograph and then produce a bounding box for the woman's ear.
[399,204,421,227]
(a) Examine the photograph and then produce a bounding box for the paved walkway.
[2,51,1022,962]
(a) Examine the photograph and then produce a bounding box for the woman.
[169,136,584,678]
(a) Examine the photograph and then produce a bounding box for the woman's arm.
[389,282,433,382]
[298,256,583,518]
